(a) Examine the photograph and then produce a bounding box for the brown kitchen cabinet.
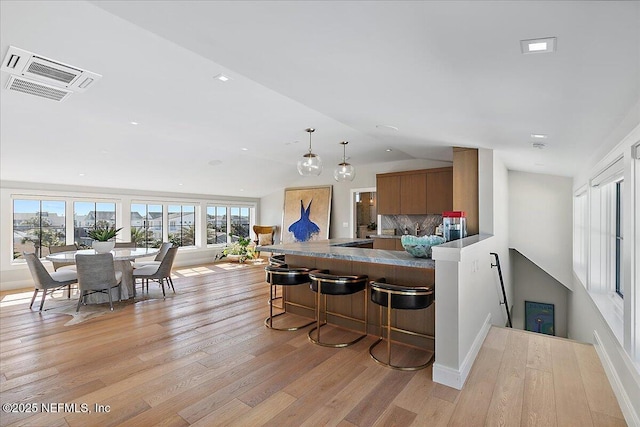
[372,237,405,251]
[426,168,453,214]
[372,238,397,250]
[376,174,401,215]
[400,172,427,214]
[377,167,452,215]
[453,147,478,235]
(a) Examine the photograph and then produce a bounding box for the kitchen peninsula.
[259,238,436,349]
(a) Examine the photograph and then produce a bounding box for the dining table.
[46,247,160,302]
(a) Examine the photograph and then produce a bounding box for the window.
[13,199,66,258]
[168,204,196,247]
[207,206,228,244]
[615,181,623,297]
[229,207,250,242]
[74,201,116,248]
[131,203,163,249]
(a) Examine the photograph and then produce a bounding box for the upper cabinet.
[400,172,427,214]
[377,167,453,215]
[376,174,401,215]
[426,168,453,214]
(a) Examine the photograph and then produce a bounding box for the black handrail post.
[490,252,512,328]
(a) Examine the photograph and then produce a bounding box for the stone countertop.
[371,234,446,240]
[259,238,435,269]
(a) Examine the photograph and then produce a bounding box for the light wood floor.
[0,260,627,426]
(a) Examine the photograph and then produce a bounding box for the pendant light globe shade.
[297,153,323,176]
[334,162,355,182]
[333,141,355,182]
[297,128,323,176]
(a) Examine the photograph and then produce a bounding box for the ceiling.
[1,1,639,198]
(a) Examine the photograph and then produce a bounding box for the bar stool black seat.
[369,279,435,370]
[308,271,369,348]
[264,265,315,331]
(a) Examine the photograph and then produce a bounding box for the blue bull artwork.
[288,200,320,242]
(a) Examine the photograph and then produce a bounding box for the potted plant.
[87,225,122,253]
[217,235,256,263]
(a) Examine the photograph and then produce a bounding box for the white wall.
[511,249,568,337]
[485,149,512,322]
[432,149,512,389]
[508,171,573,289]
[570,123,640,425]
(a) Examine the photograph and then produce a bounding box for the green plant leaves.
[87,226,123,241]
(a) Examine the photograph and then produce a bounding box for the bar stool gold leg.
[368,286,435,371]
[264,282,314,331]
[308,281,368,348]
[386,301,392,365]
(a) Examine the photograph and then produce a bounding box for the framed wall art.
[524,301,555,336]
[282,185,332,243]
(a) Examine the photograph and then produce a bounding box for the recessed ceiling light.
[385,149,393,152]
[178,183,183,186]
[376,124,399,131]
[208,159,222,166]
[130,121,139,125]
[520,37,556,54]
[241,148,248,151]
[532,142,546,149]
[214,73,231,82]
[239,189,244,192]
[531,134,548,139]
[78,173,85,177]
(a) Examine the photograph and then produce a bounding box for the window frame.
[73,200,118,249]
[12,198,67,258]
[167,203,197,248]
[130,202,164,249]
[206,204,255,247]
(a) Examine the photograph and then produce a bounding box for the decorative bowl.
[92,241,115,254]
[400,235,446,258]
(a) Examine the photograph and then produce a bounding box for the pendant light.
[297,128,322,176]
[334,141,355,182]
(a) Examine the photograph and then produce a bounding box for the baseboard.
[593,330,640,427]
[433,312,492,390]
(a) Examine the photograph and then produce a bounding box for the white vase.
[93,241,115,253]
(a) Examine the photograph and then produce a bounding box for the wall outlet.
[342,222,349,228]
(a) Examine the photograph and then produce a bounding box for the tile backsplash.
[380,214,442,236]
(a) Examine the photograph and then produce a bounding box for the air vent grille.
[6,76,70,101]
[27,61,76,84]
[1,46,102,95]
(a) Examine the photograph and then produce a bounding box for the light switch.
[342,222,349,228]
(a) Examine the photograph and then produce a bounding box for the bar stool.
[308,271,368,348]
[268,254,286,267]
[369,279,435,370]
[264,265,316,331]
[266,254,286,303]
